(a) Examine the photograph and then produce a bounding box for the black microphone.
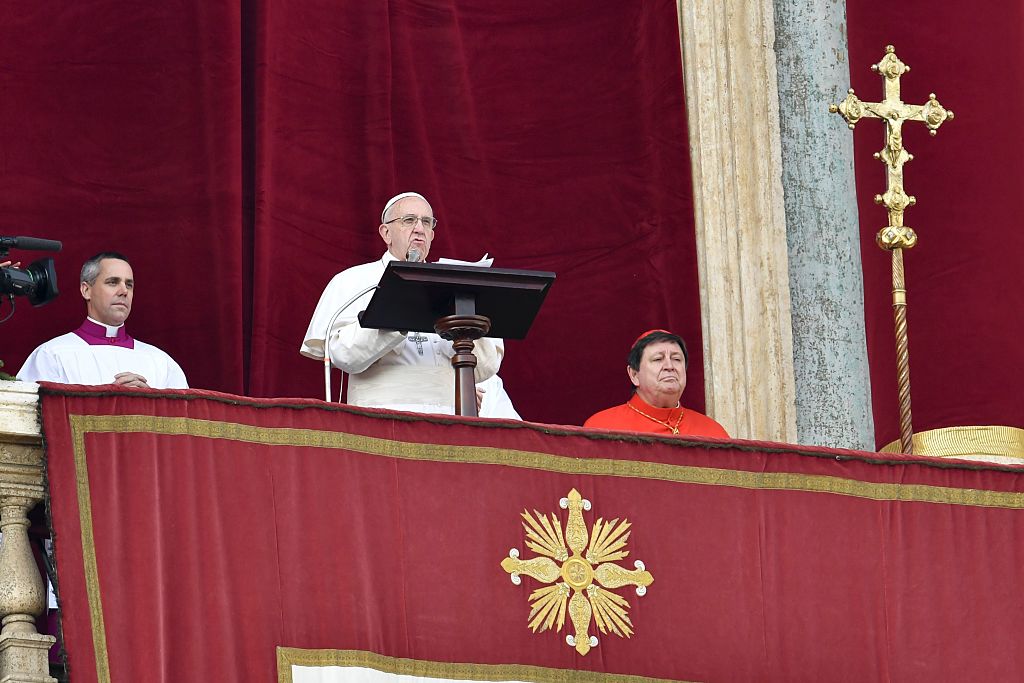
[0,236,63,252]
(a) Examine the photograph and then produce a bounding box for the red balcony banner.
[39,384,1024,682]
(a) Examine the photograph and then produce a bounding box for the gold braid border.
[276,647,695,683]
[73,414,1024,507]
[70,414,111,683]
[68,413,1024,682]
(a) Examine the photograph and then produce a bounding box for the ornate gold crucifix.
[830,45,954,454]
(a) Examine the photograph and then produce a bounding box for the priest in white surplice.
[300,192,502,414]
[17,251,187,389]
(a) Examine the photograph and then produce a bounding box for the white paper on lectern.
[433,253,493,267]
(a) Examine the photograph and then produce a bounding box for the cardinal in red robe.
[584,329,728,438]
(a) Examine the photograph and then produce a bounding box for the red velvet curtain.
[0,1,702,426]
[846,4,1024,446]
[0,2,246,388]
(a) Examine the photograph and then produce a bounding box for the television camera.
[0,236,61,322]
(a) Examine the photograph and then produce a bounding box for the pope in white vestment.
[300,192,502,414]
[300,252,502,414]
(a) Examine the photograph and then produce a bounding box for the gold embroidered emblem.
[500,489,654,656]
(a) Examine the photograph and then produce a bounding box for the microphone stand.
[321,284,378,402]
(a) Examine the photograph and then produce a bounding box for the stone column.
[676,0,798,442]
[0,381,56,683]
[773,0,875,449]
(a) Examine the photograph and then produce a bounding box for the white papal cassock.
[301,252,503,414]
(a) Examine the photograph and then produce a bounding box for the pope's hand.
[476,386,485,413]
[113,372,150,389]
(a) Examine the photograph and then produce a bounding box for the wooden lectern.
[358,262,554,417]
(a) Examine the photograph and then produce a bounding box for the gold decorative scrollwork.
[880,186,914,212]
[829,89,864,129]
[873,45,907,80]
[876,225,918,251]
[922,94,954,134]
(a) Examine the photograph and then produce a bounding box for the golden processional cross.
[830,45,954,454]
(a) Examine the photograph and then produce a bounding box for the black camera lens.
[0,258,59,306]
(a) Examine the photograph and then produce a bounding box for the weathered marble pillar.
[772,0,875,449]
[0,381,56,683]
[676,0,798,443]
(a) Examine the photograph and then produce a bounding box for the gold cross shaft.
[830,45,954,454]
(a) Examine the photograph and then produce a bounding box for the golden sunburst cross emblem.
[500,489,654,656]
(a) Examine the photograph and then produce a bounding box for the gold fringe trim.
[881,425,1024,461]
[276,647,695,683]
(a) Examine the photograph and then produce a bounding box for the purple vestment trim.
[73,319,135,349]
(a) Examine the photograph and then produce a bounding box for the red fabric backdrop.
[0,1,703,426]
[846,4,1024,445]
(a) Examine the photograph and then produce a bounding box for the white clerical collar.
[87,316,125,338]
[381,251,399,265]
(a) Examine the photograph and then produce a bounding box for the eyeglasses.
[385,214,438,230]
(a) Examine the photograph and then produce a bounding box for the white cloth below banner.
[289,665,529,683]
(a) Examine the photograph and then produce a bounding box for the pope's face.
[628,340,687,408]
[81,258,134,326]
[379,196,435,261]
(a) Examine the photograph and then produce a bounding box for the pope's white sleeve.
[470,338,503,382]
[478,376,522,420]
[327,320,406,374]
